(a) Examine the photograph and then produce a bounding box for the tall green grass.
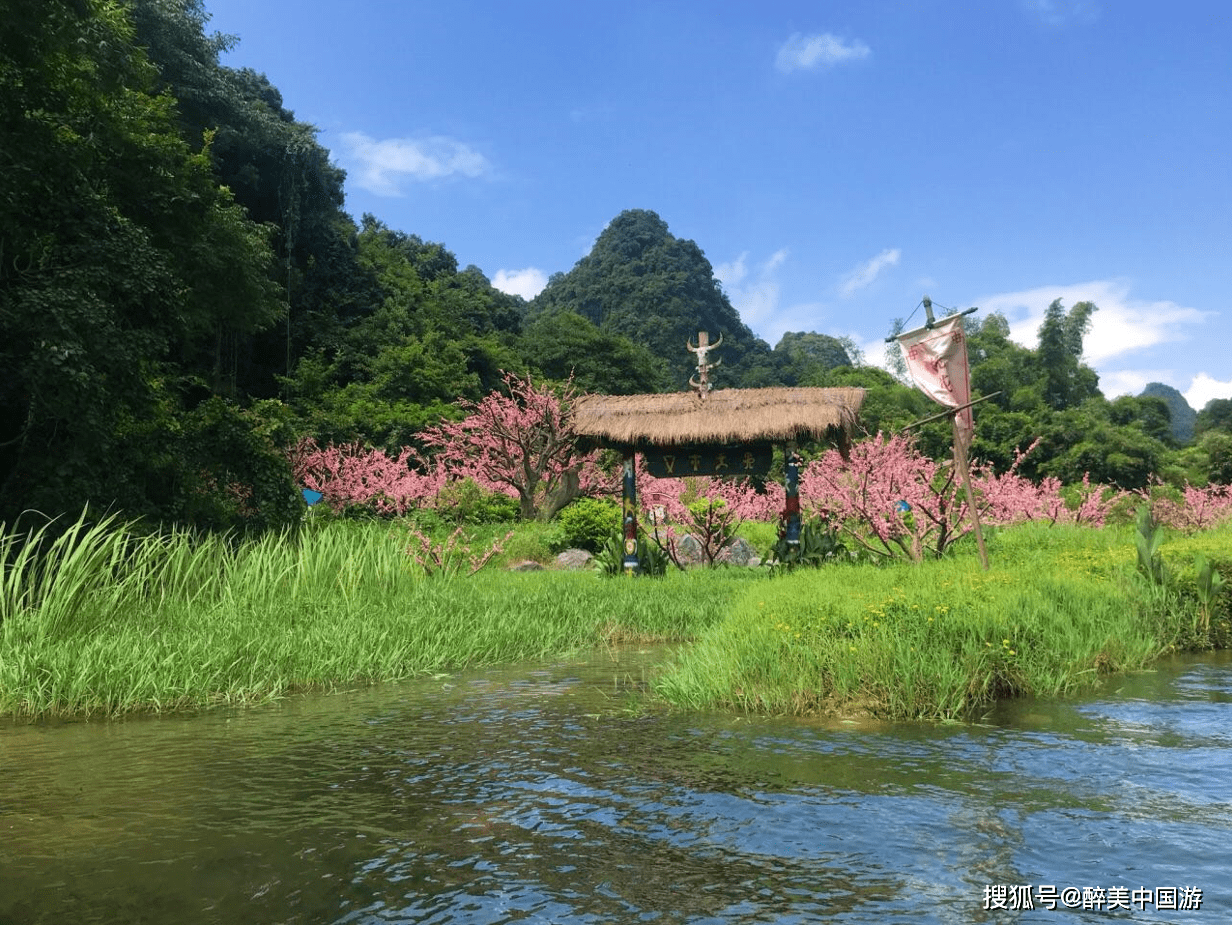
[3,515,1225,721]
[0,514,743,717]
[654,522,1209,721]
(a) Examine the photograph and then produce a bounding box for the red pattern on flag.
[897,315,974,445]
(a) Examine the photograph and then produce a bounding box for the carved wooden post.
[783,439,802,546]
[622,451,639,575]
[687,331,722,397]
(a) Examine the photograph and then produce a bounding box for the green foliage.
[1141,382,1196,443]
[1037,299,1099,411]
[0,0,293,527]
[960,307,1184,486]
[1193,554,1227,636]
[592,532,668,577]
[1134,505,1166,586]
[656,524,1174,720]
[173,398,303,535]
[765,518,855,574]
[280,217,527,450]
[433,479,520,525]
[551,498,622,553]
[818,366,936,443]
[772,331,854,385]
[1197,432,1232,485]
[1035,406,1167,490]
[1195,398,1232,436]
[519,310,669,395]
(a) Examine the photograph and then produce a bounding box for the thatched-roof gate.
[572,386,865,451]
[572,386,865,574]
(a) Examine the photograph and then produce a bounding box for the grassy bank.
[654,521,1232,720]
[0,515,746,718]
[2,515,1227,721]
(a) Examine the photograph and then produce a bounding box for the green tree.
[519,310,669,395]
[1109,395,1174,446]
[281,216,528,451]
[773,331,854,386]
[1036,299,1100,411]
[0,0,286,525]
[1195,398,1232,436]
[128,0,368,397]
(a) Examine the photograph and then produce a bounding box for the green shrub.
[551,497,621,553]
[592,531,668,577]
[433,478,520,525]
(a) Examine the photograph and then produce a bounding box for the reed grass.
[654,522,1201,721]
[0,514,739,717]
[2,515,1224,721]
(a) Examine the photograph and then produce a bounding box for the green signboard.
[642,442,774,479]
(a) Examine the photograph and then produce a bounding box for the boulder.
[507,560,545,572]
[554,548,594,570]
[674,533,705,565]
[717,536,758,566]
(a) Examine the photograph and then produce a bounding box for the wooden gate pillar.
[621,451,639,575]
[783,439,802,546]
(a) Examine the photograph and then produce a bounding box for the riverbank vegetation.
[656,522,1232,720]
[0,514,743,717]
[1,512,1228,721]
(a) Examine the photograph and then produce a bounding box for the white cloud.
[1097,368,1173,400]
[492,267,548,301]
[976,279,1211,364]
[1023,0,1100,27]
[339,132,491,195]
[775,33,870,73]
[1185,373,1232,412]
[716,249,789,330]
[839,248,900,298]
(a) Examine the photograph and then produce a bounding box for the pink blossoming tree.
[418,372,597,521]
[290,437,446,516]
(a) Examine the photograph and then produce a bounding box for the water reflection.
[2,649,1228,923]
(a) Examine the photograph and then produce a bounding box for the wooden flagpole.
[891,297,989,569]
[952,413,989,570]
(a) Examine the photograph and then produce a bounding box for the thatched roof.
[571,387,865,448]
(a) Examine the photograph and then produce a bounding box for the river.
[2,647,1228,923]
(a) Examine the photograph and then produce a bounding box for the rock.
[716,536,757,566]
[555,548,593,570]
[507,560,545,572]
[674,533,704,565]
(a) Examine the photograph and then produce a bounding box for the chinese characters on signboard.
[641,442,774,479]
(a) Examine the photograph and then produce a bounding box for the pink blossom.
[290,437,445,516]
[1144,481,1232,532]
[418,372,595,520]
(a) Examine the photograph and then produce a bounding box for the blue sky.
[202,0,1231,411]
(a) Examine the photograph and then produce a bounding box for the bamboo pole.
[952,414,989,570]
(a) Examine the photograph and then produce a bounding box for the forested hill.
[528,209,861,391]
[530,210,767,388]
[1141,382,1197,443]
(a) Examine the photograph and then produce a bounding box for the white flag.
[897,314,974,445]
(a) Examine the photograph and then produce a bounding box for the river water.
[2,647,1228,924]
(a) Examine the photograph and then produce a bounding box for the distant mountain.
[528,209,777,390]
[1141,382,1196,443]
